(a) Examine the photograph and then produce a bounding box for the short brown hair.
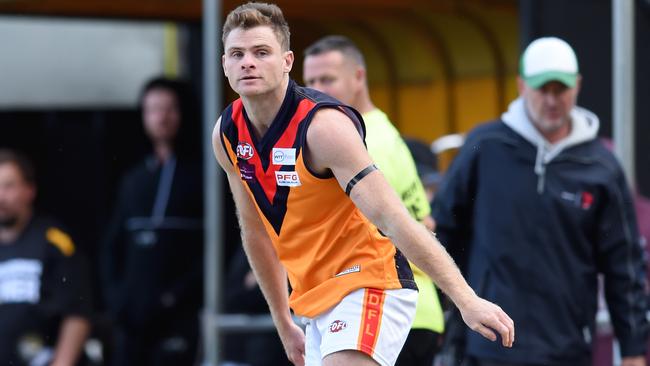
[0,149,36,185]
[222,2,291,51]
[304,35,366,69]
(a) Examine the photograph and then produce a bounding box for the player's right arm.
[304,108,514,348]
[212,118,305,366]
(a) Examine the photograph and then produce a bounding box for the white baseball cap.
[520,37,579,89]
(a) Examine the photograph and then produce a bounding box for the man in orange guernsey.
[212,3,515,366]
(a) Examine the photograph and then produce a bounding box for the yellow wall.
[292,3,519,152]
[395,83,449,142]
[453,77,500,131]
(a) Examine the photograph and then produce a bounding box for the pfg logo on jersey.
[236,142,254,160]
[275,171,301,187]
[272,148,296,165]
[328,320,347,333]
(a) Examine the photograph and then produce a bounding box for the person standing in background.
[432,37,648,366]
[0,149,92,366]
[303,35,445,366]
[101,77,203,366]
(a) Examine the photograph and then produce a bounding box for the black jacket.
[433,120,648,365]
[101,155,203,330]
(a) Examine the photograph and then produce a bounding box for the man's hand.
[459,295,515,348]
[278,322,305,366]
[622,356,646,366]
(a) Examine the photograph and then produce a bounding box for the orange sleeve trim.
[222,133,238,164]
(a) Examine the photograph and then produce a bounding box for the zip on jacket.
[501,97,600,193]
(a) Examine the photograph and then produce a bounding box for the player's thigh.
[318,288,416,366]
[322,349,379,366]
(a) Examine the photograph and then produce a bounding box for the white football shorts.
[302,287,417,366]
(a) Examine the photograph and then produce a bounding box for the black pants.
[470,359,545,366]
[467,357,591,366]
[111,316,199,366]
[395,329,442,366]
[223,331,292,366]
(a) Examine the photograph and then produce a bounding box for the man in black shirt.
[101,77,203,366]
[0,149,91,366]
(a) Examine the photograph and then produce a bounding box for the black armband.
[345,164,378,196]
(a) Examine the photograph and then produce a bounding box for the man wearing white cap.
[433,37,648,366]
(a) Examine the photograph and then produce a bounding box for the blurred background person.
[0,149,92,366]
[100,77,203,366]
[432,37,648,366]
[221,244,292,366]
[594,137,650,366]
[303,35,445,366]
[404,137,444,203]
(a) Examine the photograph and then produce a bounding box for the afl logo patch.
[328,320,347,333]
[236,142,254,160]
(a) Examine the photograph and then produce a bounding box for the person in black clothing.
[432,37,648,366]
[101,77,203,366]
[0,149,92,366]
[222,245,292,366]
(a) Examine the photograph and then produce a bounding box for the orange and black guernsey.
[219,80,416,318]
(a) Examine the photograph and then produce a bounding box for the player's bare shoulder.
[307,107,363,147]
[305,106,371,184]
[211,116,223,143]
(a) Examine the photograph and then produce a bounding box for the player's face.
[142,88,181,145]
[519,77,581,138]
[223,26,294,98]
[303,50,359,106]
[0,163,35,228]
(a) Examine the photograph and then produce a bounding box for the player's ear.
[222,54,228,78]
[283,50,294,73]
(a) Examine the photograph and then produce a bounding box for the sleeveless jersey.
[219,80,416,317]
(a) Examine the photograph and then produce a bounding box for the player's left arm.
[304,108,514,347]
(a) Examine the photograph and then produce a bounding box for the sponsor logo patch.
[236,142,254,160]
[560,190,595,210]
[335,265,360,277]
[239,161,256,182]
[272,148,297,165]
[328,320,347,333]
[0,259,43,304]
[581,191,594,209]
[275,171,301,187]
